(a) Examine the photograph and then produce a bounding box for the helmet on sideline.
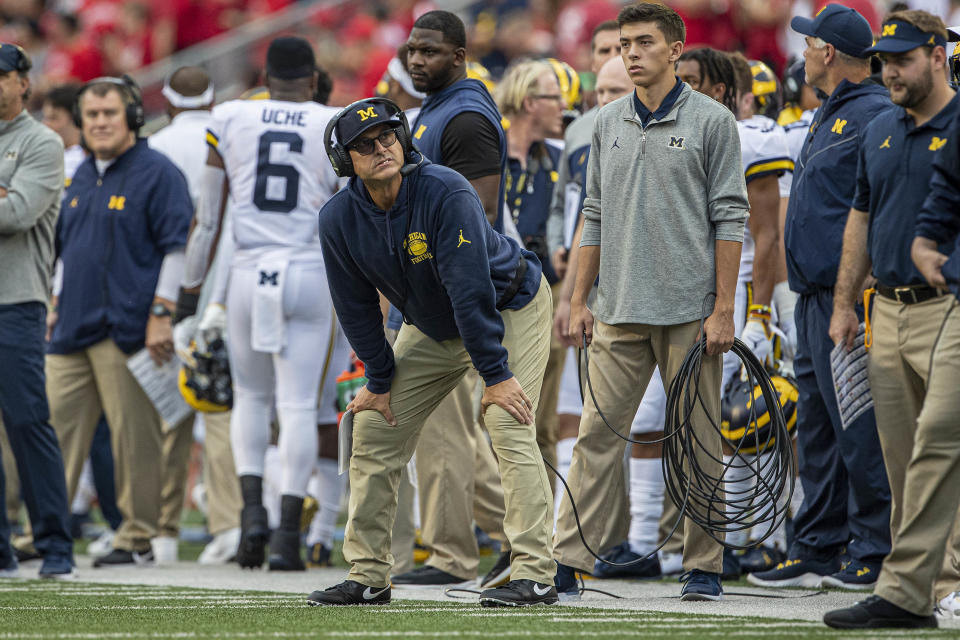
[720,369,797,455]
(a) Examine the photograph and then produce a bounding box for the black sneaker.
[480,579,558,607]
[268,529,305,572]
[824,595,938,629]
[721,548,741,581]
[391,565,471,587]
[306,543,332,568]
[747,553,839,588]
[307,580,390,606]
[554,562,581,602]
[679,569,723,601]
[739,545,786,574]
[592,542,661,579]
[236,505,269,569]
[821,559,879,590]
[479,551,511,589]
[92,548,154,568]
[39,555,77,580]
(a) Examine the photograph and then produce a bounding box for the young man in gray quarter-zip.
[553,2,749,603]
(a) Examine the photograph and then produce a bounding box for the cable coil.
[554,308,796,569]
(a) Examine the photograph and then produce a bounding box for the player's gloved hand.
[741,304,774,366]
[173,315,198,368]
[772,282,797,360]
[198,303,226,336]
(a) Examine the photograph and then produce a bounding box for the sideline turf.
[0,580,954,639]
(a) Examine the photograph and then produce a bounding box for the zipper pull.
[641,129,646,156]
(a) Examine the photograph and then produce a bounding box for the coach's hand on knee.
[482,377,534,425]
[347,386,397,426]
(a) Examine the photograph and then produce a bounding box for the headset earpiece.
[72,75,145,132]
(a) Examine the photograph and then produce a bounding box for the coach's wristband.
[173,288,200,325]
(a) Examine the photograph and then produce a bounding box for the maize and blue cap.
[865,20,948,54]
[335,101,402,147]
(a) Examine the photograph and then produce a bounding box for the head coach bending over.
[307,98,556,608]
[556,3,749,602]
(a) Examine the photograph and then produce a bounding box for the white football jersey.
[206,99,340,252]
[737,115,793,283]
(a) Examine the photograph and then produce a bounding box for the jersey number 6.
[254,131,303,213]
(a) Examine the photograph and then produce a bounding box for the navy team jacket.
[784,79,892,295]
[319,160,541,394]
[50,139,192,355]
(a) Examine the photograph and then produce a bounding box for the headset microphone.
[400,148,425,177]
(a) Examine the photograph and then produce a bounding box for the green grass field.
[0,579,955,640]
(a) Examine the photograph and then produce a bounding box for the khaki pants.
[158,417,194,538]
[876,300,960,614]
[869,293,960,597]
[416,369,508,579]
[47,338,163,552]
[343,279,555,587]
[554,320,724,574]
[0,421,21,527]
[202,411,242,535]
[535,283,565,475]
[391,466,416,575]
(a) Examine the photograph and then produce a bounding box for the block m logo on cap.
[356,107,378,122]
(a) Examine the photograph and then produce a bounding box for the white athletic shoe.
[151,536,179,566]
[86,530,115,558]
[937,591,960,622]
[198,528,240,565]
[658,551,684,576]
[0,563,18,578]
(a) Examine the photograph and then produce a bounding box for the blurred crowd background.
[2,0,958,118]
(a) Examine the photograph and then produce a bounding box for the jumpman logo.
[458,229,471,248]
[612,137,621,149]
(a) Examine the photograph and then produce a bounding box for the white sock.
[71,458,96,514]
[628,457,664,556]
[553,436,577,525]
[751,450,789,551]
[262,445,282,530]
[723,454,756,548]
[307,458,344,548]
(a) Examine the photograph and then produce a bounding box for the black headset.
[323,97,421,178]
[72,74,145,132]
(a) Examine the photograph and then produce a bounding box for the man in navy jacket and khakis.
[307,99,557,608]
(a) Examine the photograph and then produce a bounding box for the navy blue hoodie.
[412,78,507,232]
[319,160,542,394]
[784,79,892,295]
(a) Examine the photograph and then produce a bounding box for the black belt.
[876,284,946,305]
[497,257,528,311]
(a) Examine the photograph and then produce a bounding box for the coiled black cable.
[558,298,796,568]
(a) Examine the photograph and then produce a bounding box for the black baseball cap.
[791,4,874,58]
[335,101,403,147]
[265,36,315,80]
[865,20,947,54]
[0,43,30,73]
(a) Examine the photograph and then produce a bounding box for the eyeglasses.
[349,128,399,155]
[531,94,565,103]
